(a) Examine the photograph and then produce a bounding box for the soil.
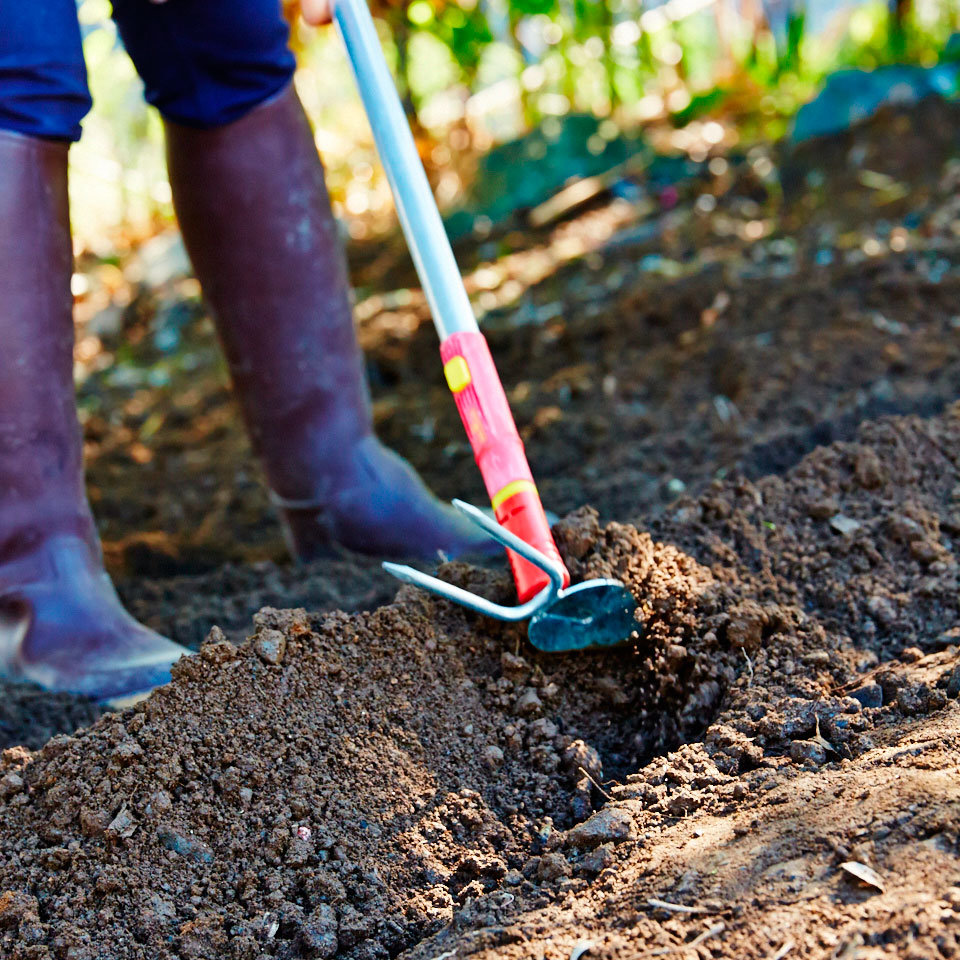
[1,409,959,959]
[1,101,960,958]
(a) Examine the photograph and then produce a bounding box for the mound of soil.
[1,408,958,959]
[10,245,958,753]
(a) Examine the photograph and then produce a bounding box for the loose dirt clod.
[566,807,638,849]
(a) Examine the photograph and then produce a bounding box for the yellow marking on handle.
[491,479,538,511]
[443,355,472,393]
[466,409,487,447]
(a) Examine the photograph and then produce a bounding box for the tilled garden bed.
[1,410,958,958]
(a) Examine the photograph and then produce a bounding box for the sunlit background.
[70,0,959,252]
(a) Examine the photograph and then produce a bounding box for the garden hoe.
[333,0,638,651]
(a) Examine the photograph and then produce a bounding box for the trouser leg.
[0,0,91,141]
[109,0,296,129]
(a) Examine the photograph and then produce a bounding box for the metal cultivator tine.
[382,500,567,623]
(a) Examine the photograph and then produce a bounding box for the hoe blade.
[528,579,638,652]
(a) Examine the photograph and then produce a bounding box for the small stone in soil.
[566,806,638,849]
[79,806,111,838]
[807,496,840,519]
[538,851,572,882]
[254,628,286,665]
[726,600,767,650]
[157,827,214,863]
[521,857,541,879]
[199,627,237,663]
[300,903,338,958]
[500,651,530,681]
[107,807,135,836]
[789,740,828,765]
[563,739,603,779]
[830,514,861,535]
[850,684,883,709]
[580,842,616,874]
[0,773,24,799]
[572,776,593,821]
[854,448,886,488]
[515,688,543,716]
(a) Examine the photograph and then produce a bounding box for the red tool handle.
[440,332,570,602]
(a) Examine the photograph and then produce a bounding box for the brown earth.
[1,102,960,958]
[76,99,960,576]
[5,237,957,751]
[1,409,959,959]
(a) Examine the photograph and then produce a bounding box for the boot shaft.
[164,86,374,501]
[165,87,497,562]
[0,130,96,561]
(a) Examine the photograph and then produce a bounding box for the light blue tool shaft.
[333,0,479,340]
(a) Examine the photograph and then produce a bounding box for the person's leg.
[111,0,494,561]
[0,3,187,699]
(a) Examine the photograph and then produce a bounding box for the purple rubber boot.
[0,130,189,701]
[164,85,495,562]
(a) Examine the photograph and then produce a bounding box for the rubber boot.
[0,130,188,701]
[164,85,495,562]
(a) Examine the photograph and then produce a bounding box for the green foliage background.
[69,0,960,248]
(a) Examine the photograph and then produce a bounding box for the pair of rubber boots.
[0,86,489,702]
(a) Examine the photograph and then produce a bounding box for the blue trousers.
[0,0,297,142]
